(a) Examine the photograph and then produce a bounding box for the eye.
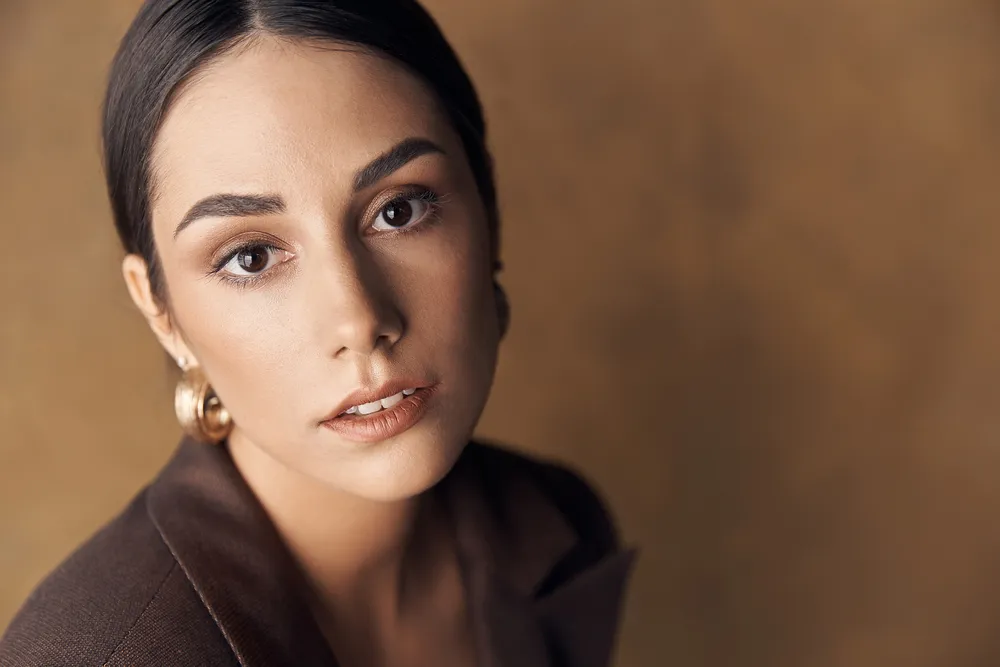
[218,243,291,277]
[371,192,438,232]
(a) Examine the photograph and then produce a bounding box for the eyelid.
[210,232,289,269]
[224,244,290,274]
[210,242,294,285]
[362,185,442,234]
[208,243,295,292]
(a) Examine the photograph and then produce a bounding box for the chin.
[316,425,470,502]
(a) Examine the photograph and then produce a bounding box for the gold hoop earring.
[174,360,232,444]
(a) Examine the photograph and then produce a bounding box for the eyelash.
[209,242,284,291]
[209,187,443,290]
[367,188,443,237]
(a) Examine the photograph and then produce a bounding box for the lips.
[320,384,438,444]
[321,377,428,422]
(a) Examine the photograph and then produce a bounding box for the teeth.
[381,392,404,409]
[342,388,418,416]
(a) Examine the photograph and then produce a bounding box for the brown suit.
[0,438,635,666]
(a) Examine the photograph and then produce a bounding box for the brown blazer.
[0,438,635,666]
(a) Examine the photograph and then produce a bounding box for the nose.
[317,252,404,359]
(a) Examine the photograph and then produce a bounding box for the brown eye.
[236,247,270,273]
[371,193,436,232]
[382,199,414,227]
[219,243,291,278]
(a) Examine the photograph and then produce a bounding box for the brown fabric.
[0,438,635,666]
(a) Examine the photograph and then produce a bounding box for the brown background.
[3,0,1000,665]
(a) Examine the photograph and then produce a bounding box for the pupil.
[384,200,413,227]
[238,248,268,272]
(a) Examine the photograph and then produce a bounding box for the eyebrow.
[173,194,284,239]
[352,137,445,192]
[172,136,446,239]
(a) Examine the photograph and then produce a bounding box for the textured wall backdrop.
[4,1,1000,665]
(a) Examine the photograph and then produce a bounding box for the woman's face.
[124,38,501,501]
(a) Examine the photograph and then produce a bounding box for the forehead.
[150,37,454,221]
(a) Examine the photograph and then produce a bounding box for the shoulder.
[0,489,227,666]
[463,441,621,557]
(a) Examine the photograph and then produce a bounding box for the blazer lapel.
[445,446,637,667]
[145,438,337,667]
[534,549,637,667]
[466,552,636,667]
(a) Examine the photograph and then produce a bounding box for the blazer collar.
[146,437,336,665]
[443,445,637,667]
[146,438,634,667]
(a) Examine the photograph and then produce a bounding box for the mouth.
[319,383,438,444]
[337,387,419,417]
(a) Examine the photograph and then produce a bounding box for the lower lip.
[319,385,437,444]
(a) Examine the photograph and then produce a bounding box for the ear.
[492,260,510,340]
[494,280,510,340]
[122,253,194,366]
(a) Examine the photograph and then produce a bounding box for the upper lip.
[321,378,427,422]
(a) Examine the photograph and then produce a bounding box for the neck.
[226,430,430,612]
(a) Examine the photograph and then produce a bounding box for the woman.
[0,1,635,665]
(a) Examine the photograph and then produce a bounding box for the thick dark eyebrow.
[172,137,444,238]
[174,194,285,239]
[353,137,445,192]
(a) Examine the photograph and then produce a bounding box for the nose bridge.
[312,241,401,358]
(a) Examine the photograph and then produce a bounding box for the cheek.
[397,219,497,351]
[414,233,500,403]
[165,277,312,414]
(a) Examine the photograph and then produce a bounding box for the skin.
[121,36,502,666]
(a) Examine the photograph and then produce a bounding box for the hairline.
[148,32,386,209]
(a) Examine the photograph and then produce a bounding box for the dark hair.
[103,0,499,305]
